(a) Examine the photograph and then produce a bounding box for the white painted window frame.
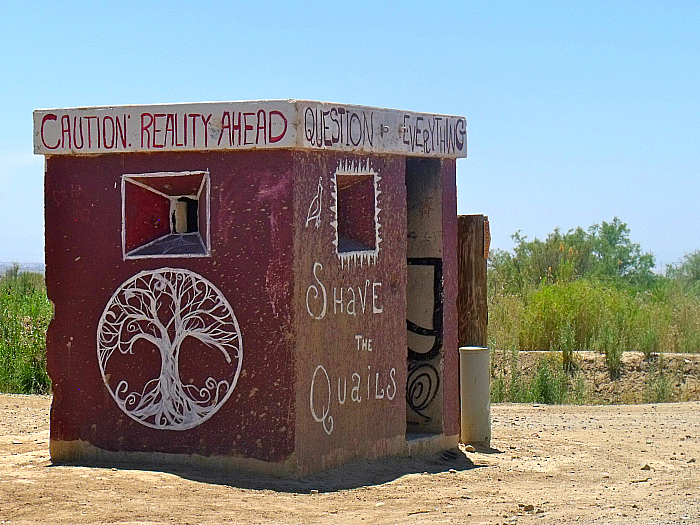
[121,170,211,260]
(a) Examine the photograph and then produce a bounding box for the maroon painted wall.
[292,152,407,473]
[45,150,296,463]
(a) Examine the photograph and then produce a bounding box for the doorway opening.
[405,157,444,436]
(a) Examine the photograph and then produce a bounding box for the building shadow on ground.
[51,448,482,493]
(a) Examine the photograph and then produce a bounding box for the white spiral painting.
[97,268,243,431]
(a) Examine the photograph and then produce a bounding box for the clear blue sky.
[2,1,699,269]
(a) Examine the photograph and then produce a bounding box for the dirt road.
[1,394,699,524]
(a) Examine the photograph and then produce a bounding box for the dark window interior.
[123,172,208,258]
[336,174,376,252]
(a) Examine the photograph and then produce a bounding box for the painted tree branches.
[97,268,242,430]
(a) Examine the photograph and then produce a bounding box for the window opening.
[336,174,376,252]
[122,171,210,259]
[331,160,381,267]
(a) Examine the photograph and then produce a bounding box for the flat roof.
[34,100,467,158]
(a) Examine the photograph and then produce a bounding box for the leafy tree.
[666,250,700,294]
[488,217,657,294]
[587,218,656,286]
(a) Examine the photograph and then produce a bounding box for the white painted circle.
[97,268,243,430]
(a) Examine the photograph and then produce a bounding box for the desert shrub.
[529,356,568,404]
[490,350,585,404]
[570,372,587,404]
[666,250,700,287]
[517,279,637,378]
[487,293,526,351]
[629,302,663,359]
[0,265,53,394]
[644,354,673,403]
[491,374,506,404]
[487,220,700,403]
[486,219,700,360]
[670,292,700,353]
[593,324,624,379]
[489,275,700,379]
[516,280,597,353]
[491,348,521,403]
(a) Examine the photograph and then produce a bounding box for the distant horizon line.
[0,261,45,269]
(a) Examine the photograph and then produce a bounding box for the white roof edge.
[33,100,467,158]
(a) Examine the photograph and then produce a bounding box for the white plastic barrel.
[459,346,491,447]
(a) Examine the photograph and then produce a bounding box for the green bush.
[488,217,657,296]
[487,220,700,403]
[487,293,526,351]
[644,354,672,403]
[666,250,700,287]
[489,276,700,379]
[529,357,568,404]
[488,219,700,367]
[490,350,586,404]
[0,265,53,394]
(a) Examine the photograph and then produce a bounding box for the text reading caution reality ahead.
[34,101,467,157]
[34,102,294,154]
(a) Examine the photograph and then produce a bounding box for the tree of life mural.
[97,268,243,431]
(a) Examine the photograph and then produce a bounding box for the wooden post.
[457,214,488,347]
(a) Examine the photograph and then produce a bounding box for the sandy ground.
[1,394,699,525]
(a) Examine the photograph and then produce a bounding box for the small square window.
[122,171,210,259]
[336,174,376,252]
[332,161,381,266]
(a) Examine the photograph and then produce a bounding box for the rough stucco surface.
[45,150,296,463]
[292,151,408,474]
[44,148,459,475]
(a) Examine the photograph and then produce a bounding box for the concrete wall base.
[405,433,460,457]
[50,434,460,478]
[50,439,300,478]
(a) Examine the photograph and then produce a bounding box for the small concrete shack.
[33,100,468,475]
